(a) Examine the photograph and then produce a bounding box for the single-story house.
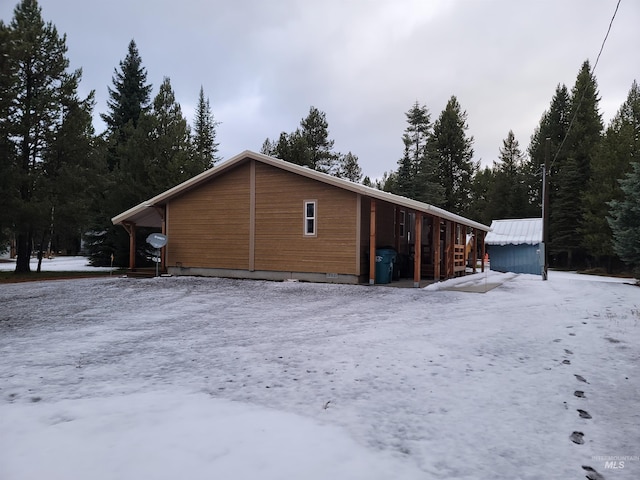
[484,218,543,275]
[112,150,491,287]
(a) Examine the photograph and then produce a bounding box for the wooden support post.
[394,206,401,253]
[122,221,136,271]
[472,228,478,274]
[480,230,486,273]
[433,217,441,280]
[413,212,422,288]
[444,221,452,279]
[161,220,167,273]
[369,199,376,285]
[449,222,456,278]
[155,206,166,273]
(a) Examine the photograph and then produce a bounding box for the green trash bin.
[375,249,396,284]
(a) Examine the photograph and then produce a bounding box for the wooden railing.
[454,244,466,273]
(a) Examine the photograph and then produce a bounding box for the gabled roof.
[112,150,491,231]
[485,218,542,245]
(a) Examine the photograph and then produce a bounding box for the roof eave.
[112,150,492,232]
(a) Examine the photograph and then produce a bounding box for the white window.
[399,210,406,237]
[304,200,317,236]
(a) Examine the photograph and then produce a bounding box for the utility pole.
[541,138,550,280]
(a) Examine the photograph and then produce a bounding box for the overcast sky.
[2,0,638,179]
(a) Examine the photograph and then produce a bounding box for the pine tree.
[42,89,102,261]
[378,171,398,192]
[567,61,603,189]
[280,130,311,166]
[192,85,219,170]
[469,131,531,224]
[396,102,429,197]
[416,153,445,206]
[527,84,573,265]
[86,39,153,267]
[100,39,152,171]
[582,80,640,269]
[2,0,96,273]
[260,138,275,156]
[491,130,528,218]
[300,106,337,174]
[550,155,583,266]
[396,102,430,199]
[101,40,151,133]
[429,96,476,215]
[262,106,349,177]
[527,84,571,209]
[336,152,362,182]
[146,77,194,192]
[0,20,17,252]
[548,62,603,267]
[469,166,495,225]
[608,162,640,279]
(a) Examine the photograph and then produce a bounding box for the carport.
[362,194,489,287]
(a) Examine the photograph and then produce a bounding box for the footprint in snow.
[570,431,584,444]
[574,374,589,383]
[574,390,586,398]
[564,349,573,355]
[577,409,592,419]
[582,465,605,480]
[562,359,571,365]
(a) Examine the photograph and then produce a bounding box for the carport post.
[413,212,422,288]
[369,199,376,285]
[433,217,441,280]
[122,221,136,270]
[472,228,478,274]
[480,231,486,273]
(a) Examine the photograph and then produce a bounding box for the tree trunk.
[36,231,46,273]
[15,231,33,273]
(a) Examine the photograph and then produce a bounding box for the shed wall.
[488,243,542,275]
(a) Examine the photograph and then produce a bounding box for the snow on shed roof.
[484,218,542,246]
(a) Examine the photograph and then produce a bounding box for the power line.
[593,0,622,73]
[549,0,622,170]
[540,0,621,280]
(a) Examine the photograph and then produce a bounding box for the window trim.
[304,200,317,237]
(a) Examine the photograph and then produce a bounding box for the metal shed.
[485,218,543,275]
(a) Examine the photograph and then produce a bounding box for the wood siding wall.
[254,162,358,274]
[166,163,251,269]
[166,160,359,275]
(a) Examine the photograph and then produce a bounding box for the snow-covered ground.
[0,255,115,272]
[1,270,638,479]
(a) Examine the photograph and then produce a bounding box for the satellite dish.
[146,233,167,249]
